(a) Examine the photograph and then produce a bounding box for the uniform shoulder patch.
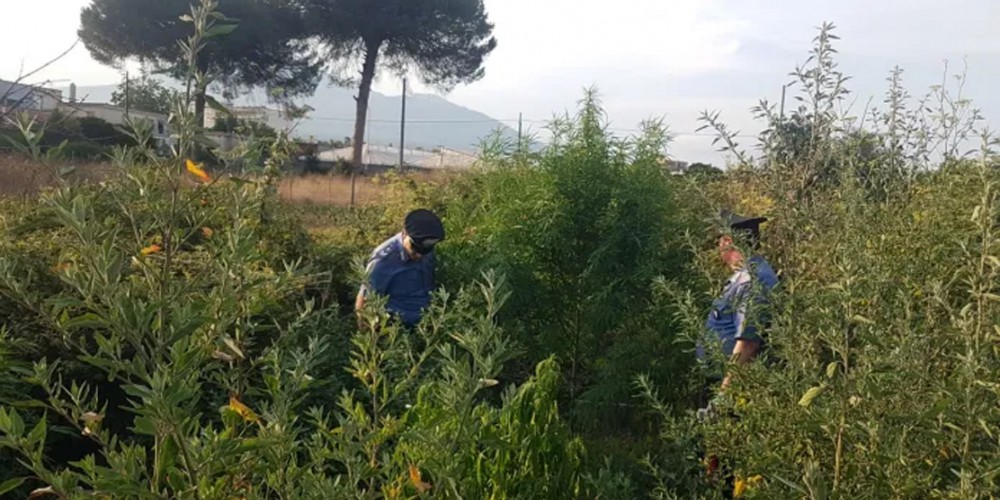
[371,236,401,262]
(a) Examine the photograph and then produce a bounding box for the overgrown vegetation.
[2,7,999,500]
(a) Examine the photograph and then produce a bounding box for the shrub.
[440,91,700,436]
[645,23,1000,499]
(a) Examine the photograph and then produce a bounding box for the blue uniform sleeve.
[362,254,393,297]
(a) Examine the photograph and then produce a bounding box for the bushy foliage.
[440,92,699,435]
[4,7,1000,499]
[645,23,1000,500]
[0,3,592,497]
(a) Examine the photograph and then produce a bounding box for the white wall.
[0,80,62,112]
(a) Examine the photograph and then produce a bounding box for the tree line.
[78,0,497,169]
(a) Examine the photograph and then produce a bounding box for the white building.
[58,102,172,149]
[0,79,63,115]
[318,144,478,171]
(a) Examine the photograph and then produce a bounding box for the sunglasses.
[408,237,439,255]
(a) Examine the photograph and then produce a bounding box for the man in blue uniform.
[700,210,779,390]
[355,209,445,328]
[697,211,780,489]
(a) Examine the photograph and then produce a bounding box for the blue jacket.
[700,255,779,359]
[360,233,436,327]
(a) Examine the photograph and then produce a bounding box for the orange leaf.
[228,396,259,423]
[202,227,214,238]
[186,159,211,183]
[409,464,432,493]
[141,244,162,256]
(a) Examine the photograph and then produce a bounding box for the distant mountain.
[63,83,516,153]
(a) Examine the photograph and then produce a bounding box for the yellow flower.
[733,477,747,497]
[228,396,260,423]
[747,475,763,486]
[409,464,432,493]
[186,159,211,183]
[140,244,162,256]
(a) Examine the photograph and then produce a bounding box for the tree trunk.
[195,90,207,129]
[191,87,208,162]
[352,41,381,170]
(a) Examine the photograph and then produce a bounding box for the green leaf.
[222,336,245,360]
[10,400,49,409]
[850,315,874,325]
[205,24,238,38]
[825,362,837,379]
[0,409,11,433]
[132,416,157,436]
[0,478,26,496]
[9,409,24,437]
[204,94,229,115]
[228,176,253,186]
[61,313,106,331]
[798,385,826,408]
[157,435,179,479]
[960,303,974,317]
[27,417,46,445]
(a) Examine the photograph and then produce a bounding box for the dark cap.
[404,209,445,249]
[720,210,767,231]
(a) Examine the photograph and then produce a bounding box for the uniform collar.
[394,233,411,262]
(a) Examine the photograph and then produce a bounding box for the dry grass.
[0,154,111,197]
[279,174,383,206]
[279,170,447,206]
[1,153,445,207]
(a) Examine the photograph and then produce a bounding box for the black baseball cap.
[720,210,767,231]
[404,209,445,253]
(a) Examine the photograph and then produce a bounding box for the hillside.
[64,83,517,152]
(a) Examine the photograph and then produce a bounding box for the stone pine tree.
[79,0,322,126]
[301,0,497,169]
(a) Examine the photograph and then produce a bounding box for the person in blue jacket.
[699,210,779,391]
[355,209,445,328]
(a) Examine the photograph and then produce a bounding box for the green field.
[2,18,1000,500]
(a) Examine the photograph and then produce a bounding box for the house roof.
[58,102,168,119]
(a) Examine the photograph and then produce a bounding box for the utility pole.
[399,77,407,172]
[124,71,130,117]
[517,112,523,152]
[780,83,787,120]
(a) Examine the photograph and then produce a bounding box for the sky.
[2,0,999,164]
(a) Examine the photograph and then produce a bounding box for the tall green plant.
[648,23,1000,500]
[441,90,698,435]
